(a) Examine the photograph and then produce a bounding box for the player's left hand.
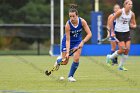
[130,23,137,29]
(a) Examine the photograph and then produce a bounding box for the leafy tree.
[17,1,50,24]
[0,0,29,23]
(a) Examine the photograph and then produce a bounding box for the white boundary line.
[0,88,140,93]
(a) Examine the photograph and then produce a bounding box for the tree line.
[0,0,140,25]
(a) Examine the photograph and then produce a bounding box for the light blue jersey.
[61,17,83,52]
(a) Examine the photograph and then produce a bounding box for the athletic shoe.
[112,57,118,65]
[68,76,76,82]
[106,55,112,66]
[118,66,128,71]
[115,57,118,64]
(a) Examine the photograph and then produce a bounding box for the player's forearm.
[83,32,92,43]
[66,40,70,53]
[108,23,113,31]
[108,16,115,32]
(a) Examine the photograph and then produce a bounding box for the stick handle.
[113,37,120,43]
[69,47,80,56]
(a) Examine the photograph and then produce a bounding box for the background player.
[106,0,136,71]
[107,4,120,65]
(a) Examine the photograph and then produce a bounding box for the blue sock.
[111,50,115,54]
[68,62,79,77]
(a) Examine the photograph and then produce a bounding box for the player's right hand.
[111,31,115,37]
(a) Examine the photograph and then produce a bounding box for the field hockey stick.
[45,47,80,76]
[98,37,110,43]
[98,28,111,43]
[113,36,127,50]
[113,36,119,43]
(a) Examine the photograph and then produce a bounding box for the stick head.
[45,70,51,76]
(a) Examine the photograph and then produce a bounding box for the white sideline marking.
[0,88,140,93]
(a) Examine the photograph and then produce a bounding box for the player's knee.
[118,49,124,54]
[74,58,79,62]
[124,48,129,55]
[122,49,126,53]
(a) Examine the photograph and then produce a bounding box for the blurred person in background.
[106,0,136,71]
[107,4,120,65]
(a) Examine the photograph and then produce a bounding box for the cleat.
[106,55,112,66]
[112,57,118,65]
[68,76,76,82]
[118,66,128,71]
[107,63,112,66]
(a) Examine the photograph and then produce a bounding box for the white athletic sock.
[109,51,119,59]
[119,55,128,67]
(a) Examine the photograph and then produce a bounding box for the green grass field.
[0,55,140,93]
